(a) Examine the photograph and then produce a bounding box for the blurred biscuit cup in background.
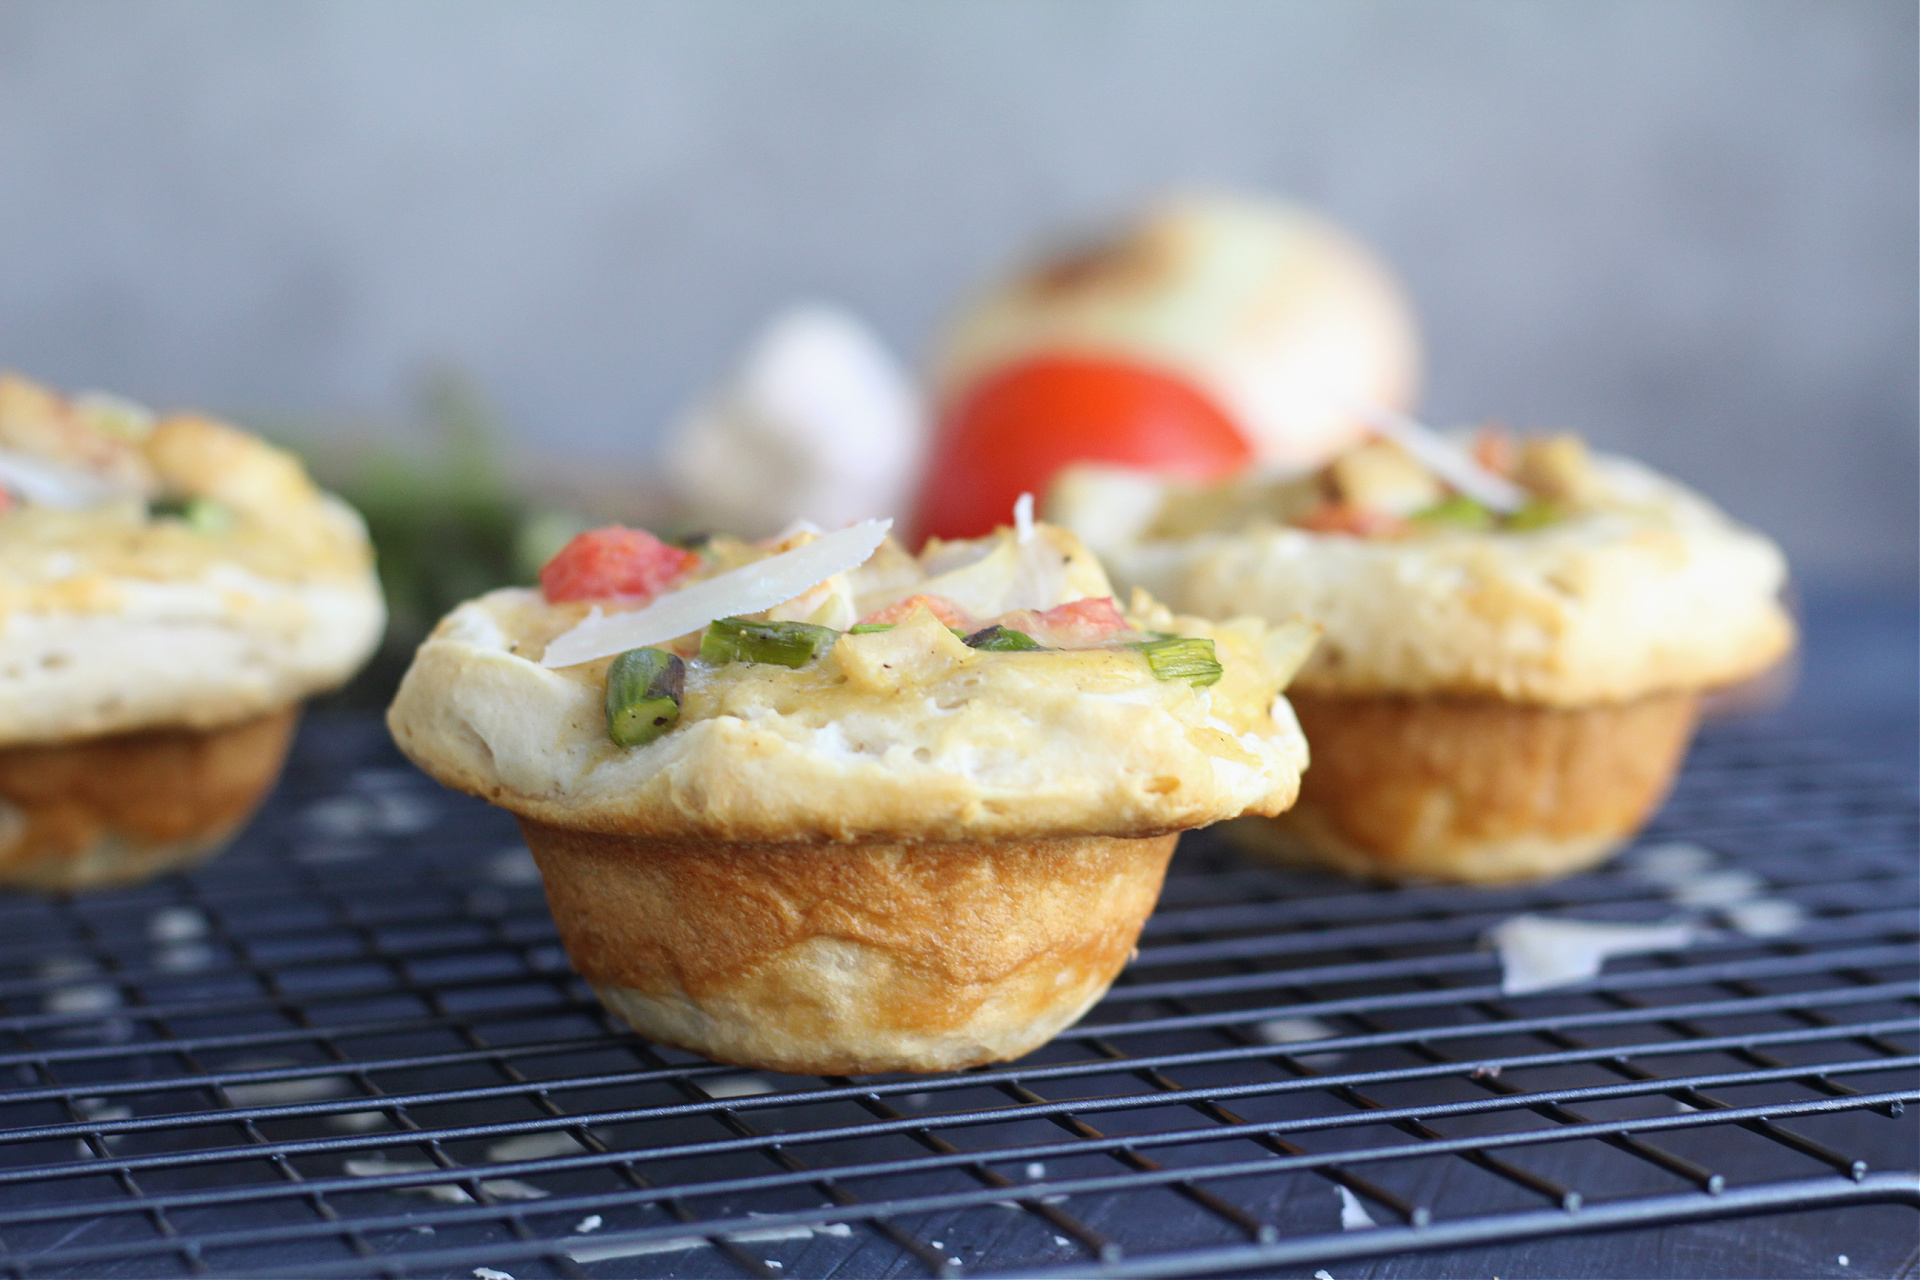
[1050,427,1794,883]
[391,517,1314,1073]
[0,374,384,890]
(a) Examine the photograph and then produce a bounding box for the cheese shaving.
[1337,1185,1377,1230]
[1013,491,1035,543]
[541,519,891,668]
[1487,915,1694,995]
[0,448,128,508]
[1352,404,1527,513]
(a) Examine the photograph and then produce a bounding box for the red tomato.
[1294,502,1410,539]
[858,594,977,629]
[910,354,1253,545]
[996,596,1129,647]
[540,526,696,603]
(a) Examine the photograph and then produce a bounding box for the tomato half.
[909,354,1252,545]
[540,526,697,603]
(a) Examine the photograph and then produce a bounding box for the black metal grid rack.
[0,716,1913,1279]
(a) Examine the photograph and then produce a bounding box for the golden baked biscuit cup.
[1048,422,1795,885]
[0,374,384,890]
[389,515,1313,1074]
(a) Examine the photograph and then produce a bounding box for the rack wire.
[0,715,1912,1279]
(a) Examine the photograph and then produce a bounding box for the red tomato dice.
[540,526,696,603]
[858,594,976,630]
[995,596,1129,647]
[910,354,1253,545]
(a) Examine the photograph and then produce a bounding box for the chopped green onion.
[963,624,1042,651]
[1504,497,1562,531]
[1127,636,1223,687]
[700,616,840,668]
[150,496,232,533]
[1412,494,1493,530]
[605,648,684,747]
[848,623,895,634]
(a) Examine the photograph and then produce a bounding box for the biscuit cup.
[391,522,1313,1073]
[1229,690,1700,883]
[0,374,384,890]
[1050,440,1794,884]
[522,822,1176,1075]
[0,708,300,890]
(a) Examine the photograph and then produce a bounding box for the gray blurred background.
[0,0,1914,584]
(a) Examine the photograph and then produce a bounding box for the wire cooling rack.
[0,715,1912,1280]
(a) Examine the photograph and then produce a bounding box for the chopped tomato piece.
[540,526,697,603]
[994,596,1129,647]
[1295,502,1411,539]
[859,594,976,629]
[910,355,1254,546]
[1471,425,1517,477]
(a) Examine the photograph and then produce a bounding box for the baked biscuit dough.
[1049,447,1793,883]
[391,523,1312,1072]
[0,374,383,886]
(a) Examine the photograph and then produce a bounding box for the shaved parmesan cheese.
[541,519,891,668]
[1353,404,1527,513]
[1013,492,1035,543]
[0,449,128,508]
[1724,898,1803,938]
[1487,915,1694,995]
[1337,1185,1377,1230]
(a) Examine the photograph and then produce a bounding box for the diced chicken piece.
[1515,433,1603,506]
[1324,440,1442,517]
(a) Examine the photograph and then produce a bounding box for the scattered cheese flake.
[486,847,542,886]
[1314,1270,1336,1280]
[225,1074,349,1106]
[1668,870,1763,908]
[147,907,208,943]
[1255,1016,1336,1045]
[1054,1236,1070,1247]
[1025,1162,1046,1179]
[1255,1015,1347,1066]
[0,449,127,508]
[1724,898,1804,938]
[703,1074,776,1099]
[541,518,891,667]
[1630,841,1718,886]
[1488,915,1695,995]
[1337,1185,1376,1230]
[473,1269,515,1280]
[567,1239,702,1262]
[484,1132,584,1162]
[1352,405,1526,513]
[343,1157,548,1203]
[1839,1256,1850,1267]
[574,1214,603,1234]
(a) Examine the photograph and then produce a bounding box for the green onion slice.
[605,647,685,748]
[700,617,840,668]
[150,496,232,533]
[1126,636,1223,687]
[1412,494,1493,530]
[1504,497,1562,531]
[962,624,1042,651]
